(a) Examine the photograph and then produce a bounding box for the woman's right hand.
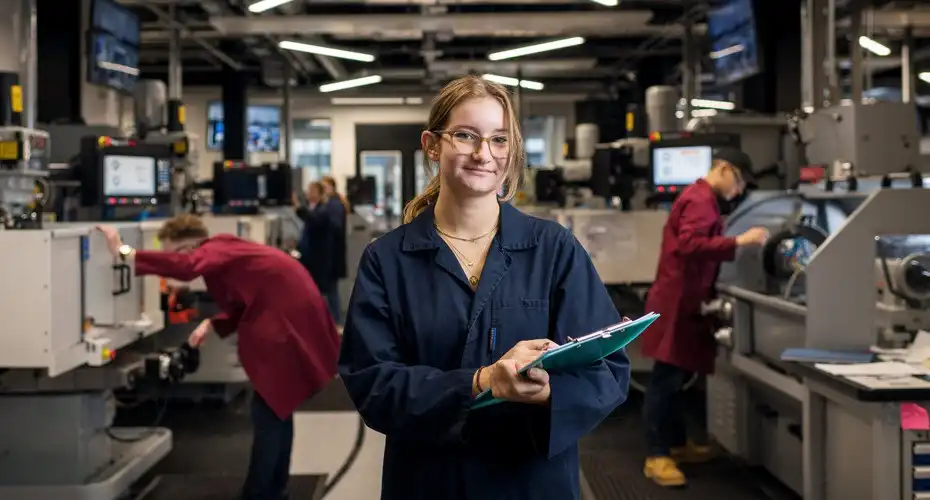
[485,339,556,403]
[488,360,550,404]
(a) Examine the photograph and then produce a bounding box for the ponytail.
[403,176,441,224]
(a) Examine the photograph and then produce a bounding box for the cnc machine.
[705,102,930,500]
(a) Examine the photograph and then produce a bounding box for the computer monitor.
[212,161,265,209]
[78,136,174,206]
[102,154,156,197]
[651,145,714,188]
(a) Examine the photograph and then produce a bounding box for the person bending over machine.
[96,214,340,500]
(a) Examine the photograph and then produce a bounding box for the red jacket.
[134,234,340,418]
[641,179,737,374]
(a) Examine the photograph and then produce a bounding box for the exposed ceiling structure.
[124,0,930,99]
[125,0,703,97]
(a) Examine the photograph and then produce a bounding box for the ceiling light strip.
[482,74,544,91]
[247,0,294,13]
[279,40,375,63]
[319,75,383,93]
[488,37,585,62]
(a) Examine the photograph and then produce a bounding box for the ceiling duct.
[208,11,703,39]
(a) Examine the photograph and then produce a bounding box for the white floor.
[290,411,385,500]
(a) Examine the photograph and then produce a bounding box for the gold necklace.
[442,230,496,287]
[434,224,497,243]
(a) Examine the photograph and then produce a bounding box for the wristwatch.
[117,244,133,261]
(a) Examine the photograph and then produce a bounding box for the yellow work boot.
[670,440,715,464]
[643,456,687,488]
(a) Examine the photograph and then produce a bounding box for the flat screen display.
[88,31,139,93]
[706,0,761,86]
[652,146,713,186]
[103,155,156,197]
[207,103,281,153]
[91,0,140,46]
[223,170,266,201]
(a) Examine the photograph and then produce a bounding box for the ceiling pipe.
[134,1,244,70]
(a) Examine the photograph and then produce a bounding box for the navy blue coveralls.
[338,201,631,500]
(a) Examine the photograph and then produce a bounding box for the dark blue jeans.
[243,393,294,500]
[643,360,693,457]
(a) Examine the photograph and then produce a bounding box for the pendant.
[469,275,479,286]
[466,262,474,267]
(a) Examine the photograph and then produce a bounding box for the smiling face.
[423,96,509,200]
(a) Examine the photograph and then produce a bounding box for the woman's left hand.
[95,225,122,257]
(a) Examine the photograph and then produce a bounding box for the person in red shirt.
[640,149,769,488]
[96,214,340,500]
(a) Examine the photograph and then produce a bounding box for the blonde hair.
[402,75,525,224]
[321,175,350,214]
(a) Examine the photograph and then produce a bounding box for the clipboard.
[470,312,660,410]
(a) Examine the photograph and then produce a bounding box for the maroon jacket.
[134,234,340,418]
[641,179,737,374]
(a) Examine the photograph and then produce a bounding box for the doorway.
[359,150,403,218]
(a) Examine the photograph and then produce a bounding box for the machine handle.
[112,264,132,296]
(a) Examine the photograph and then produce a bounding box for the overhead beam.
[208,12,706,39]
[133,3,243,70]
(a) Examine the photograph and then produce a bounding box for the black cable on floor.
[320,414,367,498]
[106,397,169,443]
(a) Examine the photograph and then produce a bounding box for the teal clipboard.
[470,312,660,410]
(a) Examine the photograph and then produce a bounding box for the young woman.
[338,75,631,500]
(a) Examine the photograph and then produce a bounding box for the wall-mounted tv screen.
[87,0,140,93]
[91,0,140,46]
[706,0,761,86]
[87,31,140,93]
[207,102,282,153]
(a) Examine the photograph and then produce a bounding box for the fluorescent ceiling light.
[319,75,383,93]
[482,74,544,91]
[279,40,375,63]
[488,37,584,61]
[247,0,294,13]
[589,0,618,5]
[920,72,930,84]
[858,36,891,57]
[688,98,735,111]
[96,61,139,76]
[710,44,744,60]
[330,97,423,105]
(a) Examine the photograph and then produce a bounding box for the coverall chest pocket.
[490,299,551,358]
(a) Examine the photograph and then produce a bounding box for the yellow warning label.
[178,105,186,125]
[0,141,18,160]
[626,112,634,132]
[173,140,187,155]
[10,85,22,113]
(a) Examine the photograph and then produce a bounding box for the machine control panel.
[80,136,175,207]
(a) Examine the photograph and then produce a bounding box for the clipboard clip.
[566,331,613,344]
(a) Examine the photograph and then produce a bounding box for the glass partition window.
[361,151,403,217]
[292,119,332,181]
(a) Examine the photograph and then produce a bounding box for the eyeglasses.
[434,130,510,159]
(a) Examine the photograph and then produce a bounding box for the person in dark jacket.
[321,176,348,323]
[96,214,340,499]
[293,182,338,302]
[640,148,769,487]
[337,75,630,500]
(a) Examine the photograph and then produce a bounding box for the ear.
[420,131,440,161]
